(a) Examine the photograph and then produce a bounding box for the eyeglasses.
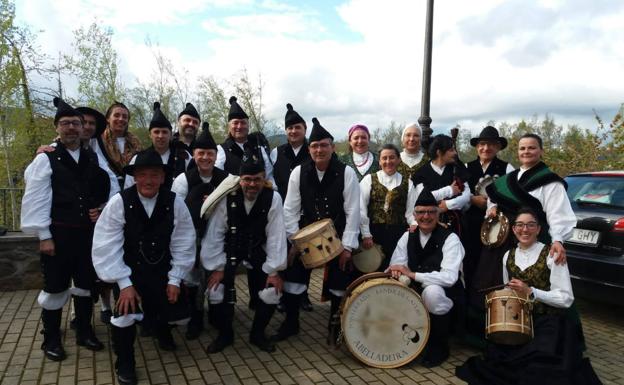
[240,177,264,185]
[309,142,331,150]
[58,120,83,128]
[414,209,437,216]
[513,222,538,230]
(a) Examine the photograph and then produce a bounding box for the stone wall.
[0,232,42,291]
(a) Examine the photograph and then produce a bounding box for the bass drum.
[340,273,430,368]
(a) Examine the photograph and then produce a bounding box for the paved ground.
[0,270,622,385]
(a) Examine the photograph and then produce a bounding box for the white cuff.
[117,277,133,290]
[38,229,52,241]
[168,277,181,287]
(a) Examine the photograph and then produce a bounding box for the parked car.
[564,171,624,305]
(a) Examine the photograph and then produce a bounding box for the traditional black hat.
[415,188,437,207]
[309,117,333,143]
[178,102,200,121]
[53,97,81,125]
[123,148,171,176]
[228,96,249,121]
[285,103,305,128]
[194,122,217,150]
[239,149,265,176]
[149,102,172,131]
[470,126,508,149]
[76,106,106,137]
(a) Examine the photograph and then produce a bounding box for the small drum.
[290,219,343,269]
[340,273,430,368]
[485,288,533,345]
[352,244,385,273]
[480,211,510,248]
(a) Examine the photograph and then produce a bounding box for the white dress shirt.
[200,190,287,275]
[503,241,574,308]
[350,151,375,175]
[216,142,275,187]
[21,149,81,240]
[283,164,360,251]
[390,229,464,288]
[269,144,303,164]
[89,139,121,198]
[124,149,192,188]
[91,192,196,289]
[487,167,576,243]
[414,162,471,211]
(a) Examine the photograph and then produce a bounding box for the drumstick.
[477,283,506,293]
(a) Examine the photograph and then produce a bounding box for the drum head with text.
[342,280,429,368]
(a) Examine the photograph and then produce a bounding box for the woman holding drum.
[456,207,600,384]
[340,124,380,181]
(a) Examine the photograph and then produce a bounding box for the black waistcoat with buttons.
[46,141,110,226]
[273,142,311,200]
[466,157,509,194]
[121,185,176,276]
[145,144,187,189]
[221,136,264,175]
[411,162,455,192]
[299,154,346,236]
[406,226,452,273]
[184,166,229,231]
[225,187,273,268]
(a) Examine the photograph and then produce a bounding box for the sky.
[14,0,624,139]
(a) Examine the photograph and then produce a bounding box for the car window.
[566,176,624,208]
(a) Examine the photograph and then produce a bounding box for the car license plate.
[568,228,600,246]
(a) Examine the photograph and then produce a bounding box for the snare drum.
[290,219,343,269]
[480,212,510,248]
[340,273,430,368]
[485,288,533,345]
[352,244,385,273]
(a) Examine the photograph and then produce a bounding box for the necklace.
[354,151,370,167]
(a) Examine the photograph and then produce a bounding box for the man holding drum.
[388,189,464,367]
[280,118,360,344]
[201,152,287,353]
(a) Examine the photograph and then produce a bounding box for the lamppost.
[418,0,434,150]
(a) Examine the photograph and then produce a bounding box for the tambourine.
[352,244,385,273]
[480,211,510,248]
[475,175,498,198]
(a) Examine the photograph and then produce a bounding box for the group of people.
[20,95,601,385]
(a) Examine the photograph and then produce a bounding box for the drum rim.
[352,244,385,273]
[290,218,336,242]
[480,212,510,248]
[340,273,431,368]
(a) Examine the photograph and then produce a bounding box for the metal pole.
[418,0,434,151]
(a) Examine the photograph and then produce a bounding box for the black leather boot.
[185,286,204,340]
[74,296,104,351]
[422,313,451,367]
[111,324,137,385]
[156,322,176,351]
[41,308,66,361]
[300,291,313,312]
[271,292,301,342]
[206,303,234,354]
[250,302,276,352]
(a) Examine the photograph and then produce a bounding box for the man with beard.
[172,122,229,339]
[269,104,314,316]
[280,118,360,344]
[388,189,465,367]
[92,149,195,385]
[124,102,191,189]
[21,98,110,360]
[201,152,286,353]
[176,102,201,152]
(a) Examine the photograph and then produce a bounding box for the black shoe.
[270,327,298,342]
[139,324,154,337]
[41,342,66,361]
[250,334,275,353]
[100,310,112,325]
[300,296,313,312]
[116,369,138,385]
[206,334,233,354]
[185,324,202,340]
[77,333,104,351]
[421,349,449,368]
[157,328,176,351]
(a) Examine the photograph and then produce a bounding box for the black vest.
[221,137,266,175]
[407,226,452,273]
[412,162,455,192]
[225,187,273,266]
[46,142,109,226]
[121,186,176,275]
[299,155,347,235]
[466,157,509,194]
[273,143,311,200]
[183,167,229,230]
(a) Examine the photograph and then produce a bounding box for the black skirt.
[455,313,602,385]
